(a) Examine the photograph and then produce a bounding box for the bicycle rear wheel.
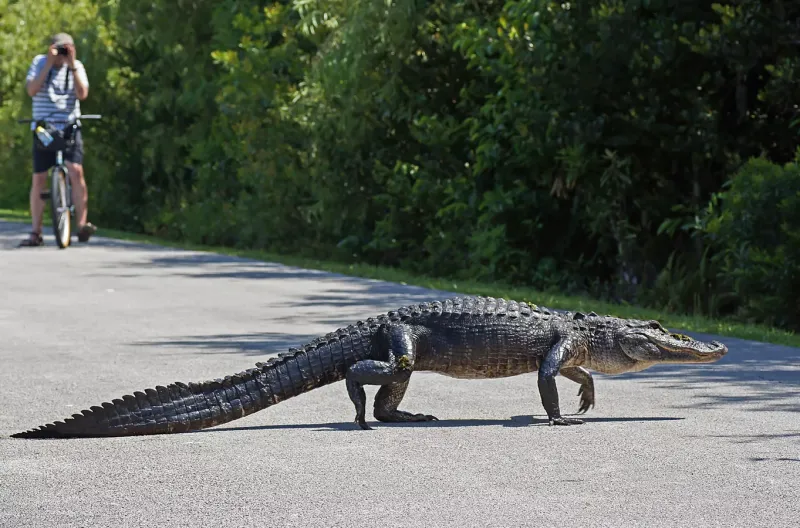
[50,166,71,249]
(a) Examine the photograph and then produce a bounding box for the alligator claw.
[576,384,595,415]
[355,408,373,430]
[356,418,373,430]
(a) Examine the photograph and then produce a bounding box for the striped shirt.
[26,54,89,131]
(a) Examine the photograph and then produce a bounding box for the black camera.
[56,46,68,55]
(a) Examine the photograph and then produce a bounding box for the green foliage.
[704,157,800,330]
[2,0,800,331]
[0,0,100,206]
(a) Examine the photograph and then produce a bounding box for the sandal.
[77,222,97,242]
[19,232,44,247]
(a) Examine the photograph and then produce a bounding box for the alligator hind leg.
[374,379,438,424]
[346,359,412,430]
[346,324,431,429]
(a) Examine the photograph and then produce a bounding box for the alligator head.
[616,320,728,366]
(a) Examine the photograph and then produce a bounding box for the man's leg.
[66,161,88,226]
[20,143,53,246]
[65,129,95,241]
[29,171,48,232]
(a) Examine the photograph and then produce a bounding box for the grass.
[2,207,798,348]
[0,208,30,223]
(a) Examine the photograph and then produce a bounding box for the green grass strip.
[2,208,797,348]
[0,208,31,223]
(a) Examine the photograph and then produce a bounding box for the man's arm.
[67,46,89,100]
[71,62,89,101]
[25,50,55,97]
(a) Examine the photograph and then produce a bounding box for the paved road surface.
[1,220,798,527]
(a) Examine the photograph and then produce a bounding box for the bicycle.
[17,113,101,248]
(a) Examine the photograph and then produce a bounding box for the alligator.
[11,296,728,438]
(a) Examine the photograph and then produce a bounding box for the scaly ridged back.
[381,296,560,325]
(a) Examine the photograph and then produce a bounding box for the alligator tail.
[11,324,375,439]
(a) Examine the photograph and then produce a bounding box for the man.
[20,32,96,247]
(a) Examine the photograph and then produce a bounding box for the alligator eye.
[670,333,693,342]
[648,321,667,333]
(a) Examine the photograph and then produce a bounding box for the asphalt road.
[1,220,798,528]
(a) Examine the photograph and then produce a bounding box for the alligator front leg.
[560,366,595,414]
[538,337,585,426]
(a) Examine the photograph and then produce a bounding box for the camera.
[56,46,68,55]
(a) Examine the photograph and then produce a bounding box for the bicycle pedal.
[40,191,51,199]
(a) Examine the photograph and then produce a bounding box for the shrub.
[706,157,800,330]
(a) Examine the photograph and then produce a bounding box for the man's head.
[50,33,74,66]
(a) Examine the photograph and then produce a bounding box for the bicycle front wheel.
[50,166,71,249]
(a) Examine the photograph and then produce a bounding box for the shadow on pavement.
[613,335,800,413]
[196,415,684,434]
[112,250,446,289]
[132,332,312,357]
[698,432,800,443]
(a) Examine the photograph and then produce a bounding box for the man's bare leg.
[20,171,47,246]
[29,171,48,239]
[66,161,96,242]
[66,161,87,226]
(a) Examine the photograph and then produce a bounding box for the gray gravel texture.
[1,220,799,528]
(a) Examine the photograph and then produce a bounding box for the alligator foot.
[549,417,585,426]
[374,410,439,423]
[355,412,373,430]
[347,351,417,430]
[347,378,372,430]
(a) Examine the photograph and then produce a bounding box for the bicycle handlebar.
[16,114,102,124]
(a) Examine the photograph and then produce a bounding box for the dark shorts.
[32,127,84,174]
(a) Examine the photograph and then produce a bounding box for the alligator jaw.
[651,334,728,364]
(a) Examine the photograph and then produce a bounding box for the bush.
[706,157,800,330]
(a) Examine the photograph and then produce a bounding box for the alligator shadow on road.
[193,415,684,434]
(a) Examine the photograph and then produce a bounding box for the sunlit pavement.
[1,219,798,527]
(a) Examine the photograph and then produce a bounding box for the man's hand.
[66,44,77,69]
[45,44,58,66]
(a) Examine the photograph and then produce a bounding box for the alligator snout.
[708,341,728,357]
